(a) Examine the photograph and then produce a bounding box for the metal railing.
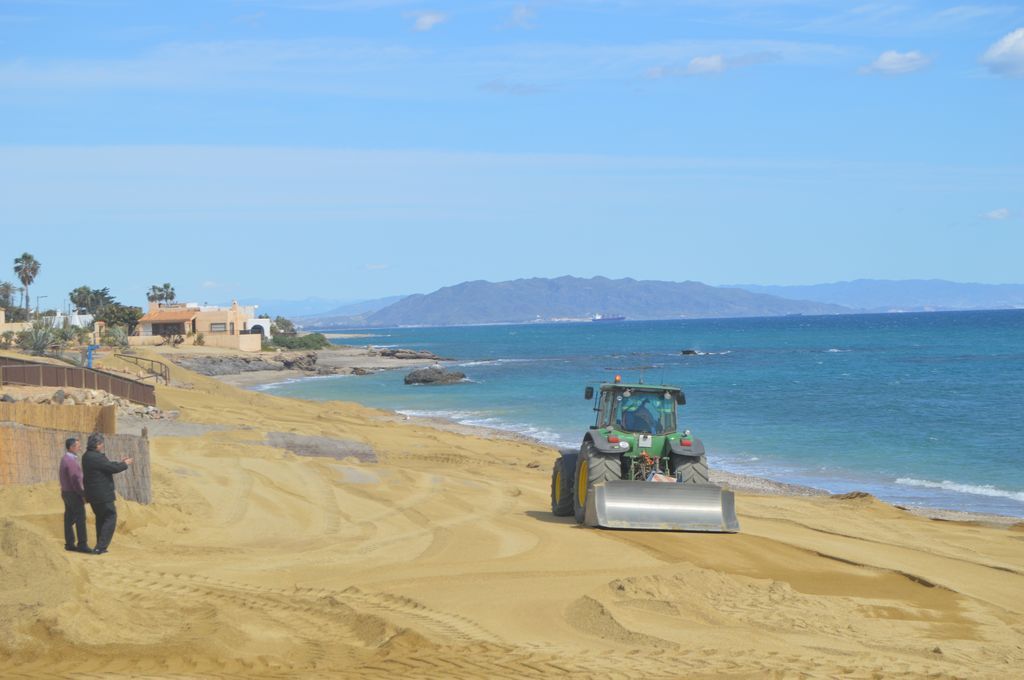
[115,354,170,385]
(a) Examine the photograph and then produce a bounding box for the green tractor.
[550,377,739,532]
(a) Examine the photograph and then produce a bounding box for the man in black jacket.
[81,432,133,555]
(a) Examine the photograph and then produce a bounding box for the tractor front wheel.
[573,442,622,524]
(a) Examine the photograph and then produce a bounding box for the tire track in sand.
[96,563,499,647]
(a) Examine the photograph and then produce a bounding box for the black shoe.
[64,545,76,552]
[76,546,93,553]
[92,548,108,555]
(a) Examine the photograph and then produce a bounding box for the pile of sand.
[2,356,1022,677]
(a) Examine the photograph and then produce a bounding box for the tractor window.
[615,393,676,434]
[597,391,614,427]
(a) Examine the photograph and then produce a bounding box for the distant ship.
[592,313,626,322]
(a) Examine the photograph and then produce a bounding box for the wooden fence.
[0,401,117,434]
[0,356,156,407]
[0,423,151,504]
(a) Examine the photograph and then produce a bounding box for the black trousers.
[90,500,118,551]
[62,491,88,548]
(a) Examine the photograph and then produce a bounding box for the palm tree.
[160,282,175,303]
[13,253,40,316]
[147,282,176,303]
[0,281,15,313]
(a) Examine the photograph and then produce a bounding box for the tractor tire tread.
[573,443,622,524]
[671,453,709,484]
[550,457,574,516]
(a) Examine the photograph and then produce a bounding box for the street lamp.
[36,295,48,319]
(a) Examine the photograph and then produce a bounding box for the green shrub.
[266,332,331,350]
[102,325,130,349]
[17,321,55,355]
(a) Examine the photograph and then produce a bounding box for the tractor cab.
[585,381,685,435]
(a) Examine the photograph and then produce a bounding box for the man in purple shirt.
[59,437,91,553]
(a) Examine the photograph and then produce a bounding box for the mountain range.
[280,277,1024,329]
[295,276,844,327]
[730,280,1024,312]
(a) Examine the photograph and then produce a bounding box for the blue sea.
[263,310,1024,518]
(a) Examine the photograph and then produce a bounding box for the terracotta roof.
[138,309,198,323]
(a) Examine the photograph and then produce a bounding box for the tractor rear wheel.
[573,442,622,524]
[670,453,709,484]
[550,454,576,516]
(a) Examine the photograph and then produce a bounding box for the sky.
[1,0,1022,309]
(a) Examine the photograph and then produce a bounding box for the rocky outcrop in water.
[374,348,450,361]
[404,365,466,385]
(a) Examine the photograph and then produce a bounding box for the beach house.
[132,300,268,352]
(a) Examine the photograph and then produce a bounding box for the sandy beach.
[2,348,1023,678]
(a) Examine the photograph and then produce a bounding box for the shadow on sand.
[524,510,579,525]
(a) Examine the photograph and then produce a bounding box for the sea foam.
[397,409,574,448]
[896,478,1024,504]
[454,358,532,367]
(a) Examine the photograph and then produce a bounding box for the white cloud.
[931,5,1009,24]
[408,11,446,32]
[860,50,931,75]
[984,208,1011,220]
[506,4,535,30]
[250,0,417,9]
[480,78,547,95]
[646,51,781,79]
[0,38,842,95]
[981,28,1024,78]
[687,55,726,75]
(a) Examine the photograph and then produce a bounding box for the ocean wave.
[454,358,532,367]
[252,374,344,391]
[396,409,575,448]
[896,478,1024,503]
[679,350,732,356]
[825,348,850,353]
[398,408,482,421]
